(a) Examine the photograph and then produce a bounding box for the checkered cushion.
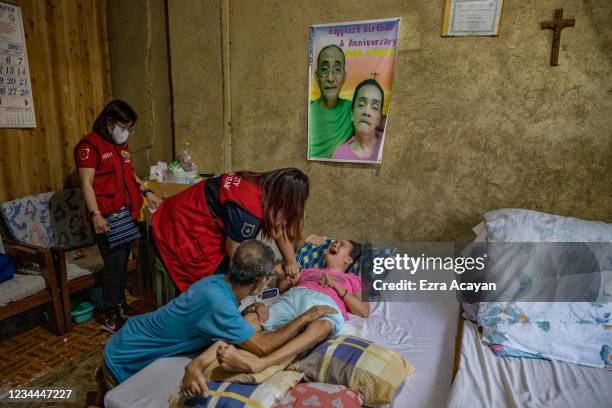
[169,371,303,408]
[289,335,414,407]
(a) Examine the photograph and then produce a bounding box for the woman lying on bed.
[181,239,370,398]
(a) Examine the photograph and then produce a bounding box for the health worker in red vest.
[152,168,309,292]
[74,100,162,334]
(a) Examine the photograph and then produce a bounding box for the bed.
[104,298,461,408]
[447,319,612,407]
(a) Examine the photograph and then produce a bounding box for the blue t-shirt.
[104,275,256,383]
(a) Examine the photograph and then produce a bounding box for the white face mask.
[112,125,129,144]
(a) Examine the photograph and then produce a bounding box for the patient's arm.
[341,290,370,318]
[239,305,336,357]
[321,273,370,318]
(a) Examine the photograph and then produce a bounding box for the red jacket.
[74,131,143,220]
[152,173,263,291]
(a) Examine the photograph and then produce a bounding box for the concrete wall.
[167,0,227,173]
[109,0,612,242]
[108,0,173,176]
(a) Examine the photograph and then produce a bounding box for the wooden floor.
[0,294,156,388]
[0,320,110,388]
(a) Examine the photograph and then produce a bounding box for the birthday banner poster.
[307,18,400,164]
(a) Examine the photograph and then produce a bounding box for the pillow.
[296,239,361,274]
[204,349,295,384]
[169,371,303,408]
[0,253,15,284]
[478,209,612,302]
[478,302,612,369]
[289,335,414,407]
[484,208,612,243]
[476,209,612,369]
[273,383,363,408]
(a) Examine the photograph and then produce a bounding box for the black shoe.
[100,313,125,334]
[119,302,138,320]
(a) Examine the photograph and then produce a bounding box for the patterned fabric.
[204,349,295,384]
[106,208,141,249]
[51,189,93,248]
[289,335,414,407]
[273,383,363,408]
[0,191,55,247]
[169,371,303,408]
[0,189,92,248]
[479,302,612,369]
[296,239,351,272]
[475,209,612,369]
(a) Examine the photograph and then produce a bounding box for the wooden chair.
[0,189,143,332]
[0,239,66,335]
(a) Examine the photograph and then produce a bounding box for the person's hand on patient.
[245,302,269,324]
[303,305,338,323]
[181,362,209,399]
[319,272,341,291]
[283,261,301,286]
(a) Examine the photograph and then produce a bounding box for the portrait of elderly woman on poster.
[332,79,386,163]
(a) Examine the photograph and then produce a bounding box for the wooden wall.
[0,0,111,203]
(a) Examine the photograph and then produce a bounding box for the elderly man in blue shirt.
[102,240,334,395]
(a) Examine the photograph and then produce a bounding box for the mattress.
[105,300,460,408]
[446,320,612,408]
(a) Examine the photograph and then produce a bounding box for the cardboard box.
[148,181,190,199]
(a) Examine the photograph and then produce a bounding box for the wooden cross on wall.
[370,71,379,80]
[541,9,575,66]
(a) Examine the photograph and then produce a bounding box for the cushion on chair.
[0,192,55,247]
[0,273,46,307]
[50,189,93,248]
[0,189,93,249]
[66,246,103,279]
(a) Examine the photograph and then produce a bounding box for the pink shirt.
[331,130,383,162]
[297,268,362,320]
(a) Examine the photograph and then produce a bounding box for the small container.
[71,301,95,324]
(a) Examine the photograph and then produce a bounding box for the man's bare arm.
[239,305,336,356]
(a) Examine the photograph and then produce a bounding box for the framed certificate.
[442,0,504,37]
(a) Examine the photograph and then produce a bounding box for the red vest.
[152,173,263,292]
[74,132,143,220]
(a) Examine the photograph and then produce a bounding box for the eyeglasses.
[116,122,135,134]
[318,66,344,77]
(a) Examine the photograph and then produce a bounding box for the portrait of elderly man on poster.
[307,18,400,164]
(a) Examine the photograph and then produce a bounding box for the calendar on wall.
[0,1,36,128]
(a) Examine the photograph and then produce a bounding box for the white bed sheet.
[353,299,460,408]
[447,320,612,408]
[105,299,460,408]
